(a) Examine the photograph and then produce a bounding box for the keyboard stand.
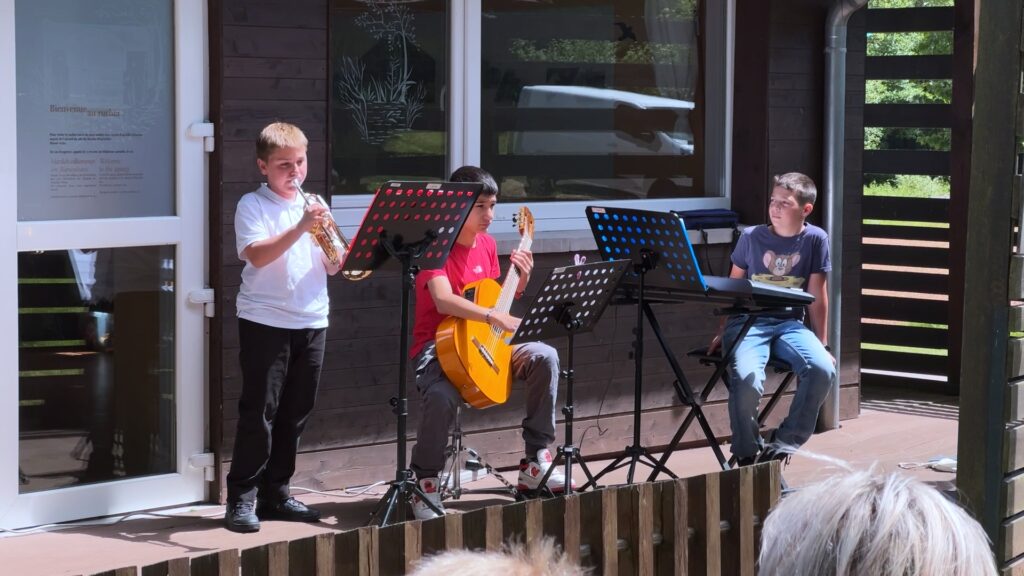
[647,305,792,482]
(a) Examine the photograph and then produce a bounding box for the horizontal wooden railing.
[88,463,780,576]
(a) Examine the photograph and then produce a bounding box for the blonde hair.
[410,538,587,576]
[256,122,308,161]
[772,172,817,206]
[759,464,997,576]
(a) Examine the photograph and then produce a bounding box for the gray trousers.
[410,341,559,479]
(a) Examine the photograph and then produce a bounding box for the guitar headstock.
[515,206,535,239]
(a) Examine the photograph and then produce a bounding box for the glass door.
[0,0,207,528]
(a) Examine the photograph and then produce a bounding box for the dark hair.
[450,165,499,196]
[772,172,817,206]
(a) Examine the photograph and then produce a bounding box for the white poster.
[16,0,174,221]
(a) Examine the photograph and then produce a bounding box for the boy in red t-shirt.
[408,166,570,520]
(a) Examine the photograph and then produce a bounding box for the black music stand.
[511,259,630,496]
[583,206,731,486]
[345,181,482,527]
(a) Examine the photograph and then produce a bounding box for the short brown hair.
[256,122,308,161]
[772,172,817,206]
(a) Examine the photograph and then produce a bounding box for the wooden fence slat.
[862,222,950,242]
[864,103,953,128]
[563,493,582,565]
[419,514,448,558]
[637,482,655,576]
[860,269,950,297]
[501,500,530,545]
[861,349,950,375]
[864,55,954,80]
[863,150,951,176]
[378,521,422,575]
[541,494,568,553]
[617,486,637,575]
[862,244,950,269]
[861,295,950,324]
[461,504,504,552]
[861,196,949,223]
[286,534,333,576]
[719,467,756,576]
[334,526,378,576]
[190,549,241,576]
[861,322,949,349]
[141,558,190,576]
[601,488,620,576]
[92,569,137,576]
[688,473,721,576]
[865,6,955,32]
[652,479,687,576]
[752,462,782,560]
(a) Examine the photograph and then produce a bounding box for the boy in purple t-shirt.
[709,173,836,465]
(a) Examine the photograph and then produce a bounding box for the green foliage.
[865,79,951,105]
[867,31,952,56]
[869,0,952,8]
[865,127,950,151]
[509,38,689,65]
[655,0,698,19]
[863,174,950,198]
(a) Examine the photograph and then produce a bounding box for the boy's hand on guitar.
[487,310,520,333]
[509,249,533,278]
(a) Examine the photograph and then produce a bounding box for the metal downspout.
[819,0,868,431]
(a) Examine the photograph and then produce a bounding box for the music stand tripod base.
[347,181,481,526]
[511,259,629,497]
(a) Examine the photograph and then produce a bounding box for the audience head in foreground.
[410,538,587,576]
[759,463,997,576]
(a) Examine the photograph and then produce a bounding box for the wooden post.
[958,0,1023,569]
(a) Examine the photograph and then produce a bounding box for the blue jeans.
[722,315,835,459]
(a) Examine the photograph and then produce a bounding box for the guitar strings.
[484,235,531,353]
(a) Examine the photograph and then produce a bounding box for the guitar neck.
[493,234,532,315]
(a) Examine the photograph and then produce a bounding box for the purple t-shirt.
[731,224,831,292]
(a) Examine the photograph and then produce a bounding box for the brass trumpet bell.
[293,179,371,281]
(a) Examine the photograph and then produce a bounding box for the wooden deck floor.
[1,387,959,576]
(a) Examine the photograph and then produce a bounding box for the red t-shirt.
[410,233,501,358]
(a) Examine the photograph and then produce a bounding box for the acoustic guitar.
[436,206,534,408]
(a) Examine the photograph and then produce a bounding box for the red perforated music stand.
[347,181,481,527]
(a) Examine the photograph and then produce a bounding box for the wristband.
[485,310,493,325]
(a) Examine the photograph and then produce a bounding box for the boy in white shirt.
[225,122,340,533]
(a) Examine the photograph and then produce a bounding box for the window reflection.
[482,0,703,201]
[18,246,176,493]
[330,0,449,196]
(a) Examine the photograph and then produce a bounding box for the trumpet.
[293,179,371,281]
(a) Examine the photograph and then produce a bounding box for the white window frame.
[0,0,209,529]
[333,0,735,249]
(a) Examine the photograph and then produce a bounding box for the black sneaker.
[256,497,321,522]
[225,500,260,533]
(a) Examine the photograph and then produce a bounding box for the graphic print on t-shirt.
[752,250,806,289]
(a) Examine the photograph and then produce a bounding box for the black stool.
[686,347,796,468]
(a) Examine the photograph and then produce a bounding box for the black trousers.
[226,318,326,504]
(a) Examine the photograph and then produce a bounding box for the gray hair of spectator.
[772,172,817,206]
[410,537,588,576]
[759,465,997,576]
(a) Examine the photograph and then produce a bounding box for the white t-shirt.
[234,184,329,329]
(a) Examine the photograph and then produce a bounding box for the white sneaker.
[517,448,576,493]
[411,477,445,520]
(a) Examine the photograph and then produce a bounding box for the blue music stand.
[584,206,731,485]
